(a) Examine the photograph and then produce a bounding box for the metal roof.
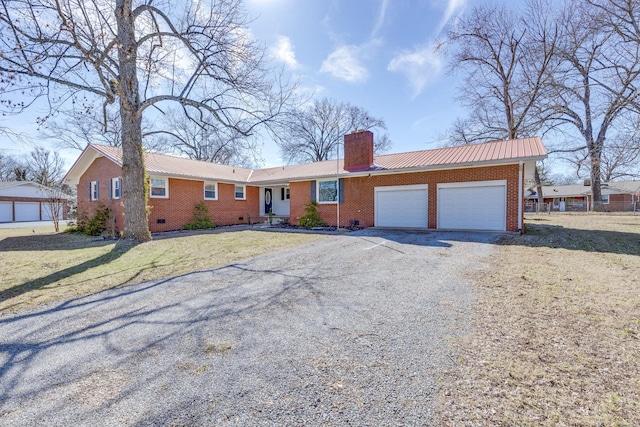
[71,137,547,185]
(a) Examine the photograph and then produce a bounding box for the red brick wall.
[149,180,259,232]
[79,158,260,233]
[77,157,125,232]
[344,130,374,171]
[290,164,521,232]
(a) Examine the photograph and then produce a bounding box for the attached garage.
[0,202,12,222]
[14,202,41,222]
[375,184,428,228]
[437,180,507,231]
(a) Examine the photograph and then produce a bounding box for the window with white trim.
[317,179,337,203]
[91,181,99,201]
[284,187,290,200]
[150,177,168,198]
[112,177,122,199]
[235,185,246,200]
[602,194,610,204]
[204,182,217,200]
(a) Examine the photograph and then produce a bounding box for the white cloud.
[436,0,467,35]
[320,45,369,83]
[271,36,300,69]
[387,42,443,97]
[372,0,390,37]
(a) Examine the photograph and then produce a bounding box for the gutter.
[518,161,524,234]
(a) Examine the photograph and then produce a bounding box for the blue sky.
[248,0,467,165]
[0,0,474,170]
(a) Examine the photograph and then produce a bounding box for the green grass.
[0,226,325,315]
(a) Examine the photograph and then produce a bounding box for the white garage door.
[14,202,40,222]
[375,184,428,228]
[438,181,506,231]
[0,202,12,222]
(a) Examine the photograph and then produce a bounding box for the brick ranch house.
[63,131,547,233]
[526,180,640,212]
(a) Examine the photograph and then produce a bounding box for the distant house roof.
[64,137,548,185]
[527,180,640,199]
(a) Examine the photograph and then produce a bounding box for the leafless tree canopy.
[0,0,294,242]
[0,147,66,185]
[277,98,392,164]
[147,110,256,167]
[444,0,640,209]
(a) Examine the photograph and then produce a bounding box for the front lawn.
[0,227,325,315]
[436,213,640,426]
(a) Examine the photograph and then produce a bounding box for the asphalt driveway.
[0,229,498,426]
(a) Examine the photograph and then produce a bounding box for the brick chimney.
[344,130,374,172]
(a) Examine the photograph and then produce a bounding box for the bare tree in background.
[545,0,640,210]
[443,0,560,207]
[147,110,256,167]
[25,148,66,187]
[277,98,392,164]
[0,0,293,242]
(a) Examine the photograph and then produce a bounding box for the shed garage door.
[438,181,506,231]
[0,202,12,222]
[375,184,428,228]
[14,202,40,222]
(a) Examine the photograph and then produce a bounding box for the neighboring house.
[526,181,640,212]
[0,181,70,222]
[63,131,547,233]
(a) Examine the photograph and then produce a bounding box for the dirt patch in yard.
[435,213,640,426]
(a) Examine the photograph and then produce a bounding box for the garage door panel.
[15,202,40,222]
[438,182,506,231]
[0,202,12,222]
[375,185,428,228]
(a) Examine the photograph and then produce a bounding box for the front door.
[264,188,273,214]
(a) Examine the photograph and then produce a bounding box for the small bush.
[299,200,327,229]
[184,201,215,230]
[66,206,112,236]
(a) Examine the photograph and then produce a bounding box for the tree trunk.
[534,166,544,212]
[589,144,604,212]
[116,0,151,242]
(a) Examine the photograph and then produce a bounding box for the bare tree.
[277,98,392,164]
[42,185,69,232]
[0,0,293,242]
[443,0,560,207]
[545,0,640,210]
[24,148,66,187]
[42,106,124,151]
[147,110,256,167]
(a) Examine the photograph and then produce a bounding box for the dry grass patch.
[0,227,325,316]
[436,213,640,426]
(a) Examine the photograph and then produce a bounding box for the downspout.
[518,161,524,234]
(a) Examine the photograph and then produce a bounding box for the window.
[281,187,290,200]
[318,179,337,203]
[553,198,559,208]
[602,194,610,204]
[150,177,168,198]
[112,178,122,199]
[235,185,246,200]
[90,181,99,201]
[204,182,217,200]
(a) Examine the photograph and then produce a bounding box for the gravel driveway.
[0,229,497,426]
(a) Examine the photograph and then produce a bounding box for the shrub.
[299,200,327,228]
[184,201,215,230]
[66,205,112,236]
